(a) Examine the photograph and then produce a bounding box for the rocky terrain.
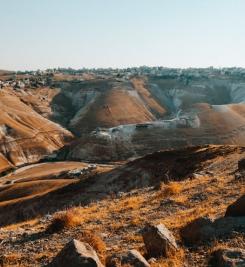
[60,74,245,161]
[0,67,244,266]
[0,145,244,266]
[2,68,244,163]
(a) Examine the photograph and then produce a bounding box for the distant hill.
[0,88,73,173]
[1,70,245,163]
[0,70,14,75]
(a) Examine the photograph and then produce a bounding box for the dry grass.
[42,172,243,266]
[150,249,185,267]
[46,195,144,234]
[77,230,107,263]
[0,253,23,266]
[3,218,39,230]
[160,201,218,232]
[108,221,126,232]
[118,196,144,211]
[130,216,143,227]
[123,233,143,243]
[157,182,182,199]
[48,209,82,232]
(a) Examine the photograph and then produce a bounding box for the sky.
[0,0,245,71]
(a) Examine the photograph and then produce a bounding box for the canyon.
[0,67,244,266]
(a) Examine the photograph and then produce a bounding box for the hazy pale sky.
[1,0,245,70]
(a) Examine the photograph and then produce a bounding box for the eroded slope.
[0,88,73,172]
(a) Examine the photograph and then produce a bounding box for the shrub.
[158,182,182,198]
[48,209,81,232]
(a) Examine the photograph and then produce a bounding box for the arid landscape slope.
[3,70,244,163]
[0,88,73,172]
[0,68,244,267]
[0,145,244,266]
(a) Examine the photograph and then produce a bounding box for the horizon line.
[2,65,245,73]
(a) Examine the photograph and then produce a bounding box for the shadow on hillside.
[0,145,242,227]
[49,79,112,136]
[0,175,98,227]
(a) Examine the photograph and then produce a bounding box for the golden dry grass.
[3,218,39,230]
[49,194,145,231]
[48,209,82,232]
[77,230,107,263]
[0,253,23,266]
[118,196,144,211]
[157,182,182,199]
[150,249,185,267]
[39,169,244,267]
[130,216,143,227]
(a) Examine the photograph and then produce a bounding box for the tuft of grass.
[123,233,143,243]
[117,196,144,212]
[108,220,126,232]
[130,216,142,227]
[158,182,182,198]
[77,231,107,263]
[48,209,81,232]
[150,249,185,267]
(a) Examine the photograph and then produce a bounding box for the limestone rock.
[238,158,245,171]
[142,223,178,258]
[225,195,245,217]
[180,217,215,245]
[211,248,245,267]
[49,239,104,267]
[108,249,149,267]
[181,216,245,245]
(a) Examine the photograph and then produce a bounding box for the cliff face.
[49,78,167,136]
[0,88,73,172]
[62,77,245,162]
[1,73,245,164]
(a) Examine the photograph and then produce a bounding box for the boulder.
[225,195,245,217]
[213,216,245,236]
[181,216,245,246]
[142,223,178,258]
[238,158,245,171]
[107,249,149,267]
[180,217,215,246]
[211,248,245,267]
[49,239,104,267]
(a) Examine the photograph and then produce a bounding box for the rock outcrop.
[107,249,150,267]
[225,195,245,217]
[238,158,245,171]
[180,217,215,245]
[142,223,178,258]
[211,248,245,267]
[49,239,104,267]
[181,216,245,245]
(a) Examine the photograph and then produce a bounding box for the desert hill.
[12,78,167,136]
[0,144,243,226]
[49,78,167,135]
[0,145,244,266]
[47,75,244,161]
[1,69,245,164]
[64,102,245,162]
[0,87,73,172]
[0,68,245,266]
[3,70,244,163]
